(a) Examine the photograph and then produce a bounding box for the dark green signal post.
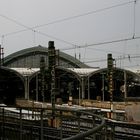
[48,41,56,126]
[40,56,46,102]
[107,54,114,102]
[107,54,114,119]
[0,45,4,67]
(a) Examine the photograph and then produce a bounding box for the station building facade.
[0,44,140,105]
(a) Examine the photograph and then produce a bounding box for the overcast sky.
[0,0,140,69]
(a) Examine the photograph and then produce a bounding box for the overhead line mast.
[0,45,4,67]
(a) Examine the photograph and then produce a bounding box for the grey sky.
[0,0,140,69]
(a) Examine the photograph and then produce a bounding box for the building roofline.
[4,45,89,68]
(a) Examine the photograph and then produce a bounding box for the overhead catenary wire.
[1,12,139,65]
[84,54,140,64]
[61,36,140,51]
[0,0,139,50]
[32,0,136,29]
[0,0,140,69]
[133,0,137,38]
[0,14,78,47]
[87,47,125,55]
[0,0,137,38]
[36,30,76,46]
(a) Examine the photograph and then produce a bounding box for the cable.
[0,0,136,37]
[86,47,125,55]
[61,36,140,51]
[33,30,36,46]
[0,0,139,65]
[36,30,76,46]
[33,0,135,29]
[133,0,137,38]
[84,54,140,64]
[0,14,34,31]
[0,14,77,46]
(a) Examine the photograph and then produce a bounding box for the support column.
[81,76,85,99]
[36,74,38,101]
[88,76,90,100]
[107,54,115,119]
[124,70,127,99]
[0,45,4,66]
[25,76,29,100]
[78,84,81,105]
[102,73,105,101]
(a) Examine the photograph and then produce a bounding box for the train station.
[0,41,140,105]
[0,41,140,140]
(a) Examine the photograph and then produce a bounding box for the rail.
[0,106,105,140]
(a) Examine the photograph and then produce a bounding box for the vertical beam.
[0,45,1,66]
[107,54,114,119]
[102,73,105,101]
[88,76,90,100]
[79,84,81,105]
[107,54,114,103]
[36,74,38,101]
[40,56,45,102]
[2,108,5,139]
[0,45,4,66]
[25,76,29,100]
[92,115,96,139]
[81,76,85,99]
[68,82,73,105]
[51,66,56,117]
[48,41,56,126]
[40,109,44,140]
[20,108,22,140]
[124,70,127,99]
[60,111,63,139]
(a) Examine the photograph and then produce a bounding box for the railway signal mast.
[0,45,4,67]
[107,54,115,119]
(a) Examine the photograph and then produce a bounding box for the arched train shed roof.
[9,67,140,80]
[87,67,140,78]
[4,45,89,68]
[0,66,25,82]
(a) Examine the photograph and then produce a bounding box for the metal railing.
[0,106,105,140]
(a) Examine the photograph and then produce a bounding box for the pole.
[107,54,114,119]
[124,70,127,100]
[51,66,56,127]
[88,76,90,100]
[79,85,81,105]
[0,45,1,66]
[102,73,105,101]
[51,66,55,117]
[25,76,29,100]
[81,77,85,99]
[0,45,4,66]
[36,74,38,101]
